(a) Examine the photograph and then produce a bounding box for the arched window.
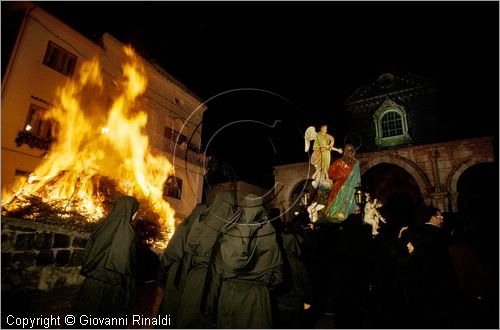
[374,99,411,147]
[381,110,403,137]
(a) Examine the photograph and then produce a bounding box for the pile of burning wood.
[2,175,168,248]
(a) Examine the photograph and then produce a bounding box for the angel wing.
[304,126,317,152]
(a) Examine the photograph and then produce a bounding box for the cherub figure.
[304,125,343,188]
[306,201,325,222]
[363,193,386,236]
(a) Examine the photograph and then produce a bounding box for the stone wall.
[1,217,90,291]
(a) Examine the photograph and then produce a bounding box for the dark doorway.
[289,179,314,217]
[384,191,418,227]
[362,163,422,229]
[457,162,497,216]
[457,162,498,260]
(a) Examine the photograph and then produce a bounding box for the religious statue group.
[304,125,362,221]
[304,125,387,236]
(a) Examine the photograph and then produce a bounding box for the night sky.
[26,2,500,187]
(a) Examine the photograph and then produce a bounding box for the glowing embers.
[2,46,175,249]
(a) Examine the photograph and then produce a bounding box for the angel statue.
[363,193,387,236]
[304,125,343,188]
[306,201,325,222]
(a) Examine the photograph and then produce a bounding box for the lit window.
[164,176,182,199]
[15,169,30,179]
[43,41,77,76]
[25,104,52,139]
[374,99,411,147]
[15,104,53,150]
[164,127,187,145]
[381,111,403,137]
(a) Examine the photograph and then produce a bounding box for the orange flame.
[2,46,175,247]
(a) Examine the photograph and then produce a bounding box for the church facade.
[273,73,496,224]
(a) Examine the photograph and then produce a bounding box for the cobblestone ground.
[315,314,336,329]
[127,282,164,329]
[2,283,335,329]
[1,283,163,329]
[2,285,80,329]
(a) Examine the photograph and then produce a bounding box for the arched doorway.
[457,163,497,215]
[362,163,423,228]
[287,179,314,220]
[457,162,498,260]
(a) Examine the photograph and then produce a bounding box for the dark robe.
[274,220,314,329]
[213,193,284,329]
[156,203,208,328]
[72,196,139,318]
[408,223,460,328]
[176,190,238,328]
[375,223,460,328]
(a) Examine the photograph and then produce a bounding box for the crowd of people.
[70,191,497,329]
[69,124,496,328]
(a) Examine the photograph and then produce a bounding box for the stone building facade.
[272,73,496,224]
[273,137,494,218]
[345,72,439,150]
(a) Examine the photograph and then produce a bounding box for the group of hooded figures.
[75,191,497,329]
[71,192,470,329]
[156,190,310,328]
[72,192,314,329]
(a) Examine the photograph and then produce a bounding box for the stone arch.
[360,154,432,196]
[275,175,311,223]
[446,155,495,211]
[283,177,309,210]
[277,167,309,202]
[288,178,313,204]
[273,165,310,214]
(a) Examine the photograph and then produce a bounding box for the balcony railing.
[149,131,207,167]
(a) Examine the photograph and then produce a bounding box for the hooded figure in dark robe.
[274,212,314,329]
[175,190,239,328]
[211,193,284,328]
[72,195,139,318]
[156,203,209,328]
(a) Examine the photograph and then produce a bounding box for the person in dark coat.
[378,207,460,328]
[72,195,139,318]
[331,210,373,328]
[210,193,284,328]
[408,207,460,328]
[274,211,314,329]
[156,203,209,328]
[175,190,239,328]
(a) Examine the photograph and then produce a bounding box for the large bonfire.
[2,46,176,248]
